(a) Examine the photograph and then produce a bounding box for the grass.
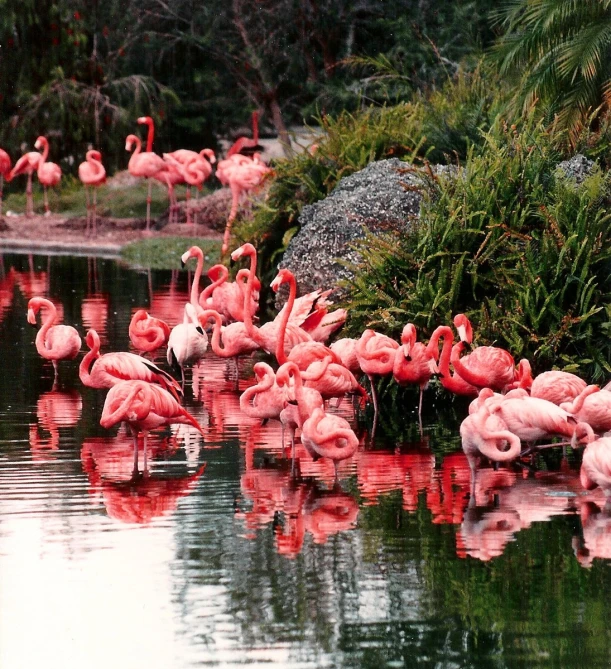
[120,237,222,270]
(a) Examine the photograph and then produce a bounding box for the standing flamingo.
[78,149,106,237]
[560,385,611,433]
[100,379,204,473]
[355,328,399,419]
[459,407,522,471]
[216,153,271,256]
[27,297,81,380]
[163,150,215,227]
[578,429,611,497]
[166,303,208,389]
[9,145,42,217]
[199,264,260,323]
[79,328,181,397]
[0,148,11,217]
[227,110,263,157]
[125,133,168,232]
[128,309,170,355]
[34,136,62,217]
[531,368,587,406]
[239,362,286,422]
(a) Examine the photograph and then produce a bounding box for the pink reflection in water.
[573,499,611,568]
[29,389,82,461]
[81,294,109,345]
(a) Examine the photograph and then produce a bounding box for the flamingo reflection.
[573,499,611,568]
[29,389,82,461]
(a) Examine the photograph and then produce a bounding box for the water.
[0,252,609,669]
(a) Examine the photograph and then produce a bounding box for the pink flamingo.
[125,133,168,232]
[34,136,62,216]
[560,384,611,433]
[429,325,479,397]
[459,406,522,471]
[578,429,611,497]
[355,328,400,419]
[100,379,204,473]
[297,297,347,343]
[527,365,588,406]
[0,147,11,217]
[232,245,311,354]
[392,323,438,420]
[227,110,263,157]
[329,337,361,374]
[239,362,286,421]
[450,314,516,391]
[300,406,359,478]
[217,153,271,256]
[163,150,215,227]
[9,145,42,217]
[129,309,170,355]
[166,303,208,389]
[199,264,260,323]
[78,149,106,237]
[79,328,181,397]
[181,245,207,315]
[297,355,367,406]
[27,297,81,380]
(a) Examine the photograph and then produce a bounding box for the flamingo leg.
[186,186,192,227]
[367,374,379,420]
[221,184,241,257]
[85,186,91,236]
[26,171,34,217]
[146,178,152,232]
[93,188,98,238]
[43,186,50,216]
[131,427,139,474]
[0,174,4,218]
[143,432,148,473]
[52,359,59,383]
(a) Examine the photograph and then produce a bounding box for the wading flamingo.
[459,407,522,471]
[578,428,611,497]
[128,309,170,355]
[27,297,81,380]
[100,379,204,473]
[163,150,215,226]
[79,328,181,398]
[0,148,11,217]
[78,149,106,237]
[9,145,42,217]
[560,385,611,433]
[34,136,62,217]
[239,362,286,422]
[355,328,399,419]
[199,264,260,323]
[125,133,168,232]
[166,303,208,389]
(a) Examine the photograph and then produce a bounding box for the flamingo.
[300,356,368,406]
[429,325,479,397]
[392,323,438,420]
[329,337,361,374]
[180,245,207,315]
[100,379,204,473]
[166,303,208,389]
[578,430,611,497]
[9,145,42,217]
[227,110,263,157]
[560,384,611,433]
[34,136,62,217]
[199,264,260,323]
[79,328,181,398]
[163,150,215,227]
[125,133,168,232]
[78,149,106,237]
[0,147,11,217]
[529,367,588,406]
[239,362,286,421]
[459,406,522,471]
[450,314,516,391]
[216,153,271,256]
[128,309,170,355]
[27,297,81,380]
[355,328,399,419]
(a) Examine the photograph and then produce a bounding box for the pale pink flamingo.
[239,362,286,421]
[355,328,400,419]
[429,325,479,397]
[329,337,361,374]
[198,264,260,323]
[79,328,181,397]
[531,367,587,406]
[559,384,611,432]
[100,379,204,473]
[450,314,516,391]
[181,245,207,315]
[27,296,81,380]
[125,132,168,232]
[166,303,208,389]
[163,150,215,227]
[227,110,263,157]
[9,145,42,216]
[0,147,11,217]
[579,431,611,497]
[300,356,368,406]
[78,149,106,237]
[392,323,438,420]
[232,246,311,354]
[459,406,522,471]
[128,309,170,355]
[217,152,271,256]
[34,136,62,216]
[300,406,359,478]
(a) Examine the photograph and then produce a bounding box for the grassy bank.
[120,237,221,270]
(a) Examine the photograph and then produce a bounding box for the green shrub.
[343,113,611,381]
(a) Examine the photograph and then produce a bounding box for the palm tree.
[493,0,611,137]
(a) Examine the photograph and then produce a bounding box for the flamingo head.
[276,361,300,389]
[85,329,100,350]
[400,323,417,357]
[199,149,216,165]
[180,245,202,267]
[253,362,273,382]
[516,358,533,389]
[270,268,293,292]
[453,313,473,344]
[230,243,256,261]
[572,422,595,448]
[125,134,139,152]
[26,297,44,324]
[137,116,153,126]
[34,136,47,151]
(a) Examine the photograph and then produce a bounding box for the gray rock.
[556,154,596,184]
[278,158,438,305]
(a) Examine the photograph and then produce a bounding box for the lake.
[0,252,609,669]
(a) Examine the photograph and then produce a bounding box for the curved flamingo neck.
[241,249,259,338]
[86,151,105,179]
[274,274,298,365]
[200,265,228,304]
[451,342,491,388]
[37,138,49,165]
[433,326,476,395]
[79,331,101,384]
[33,299,56,357]
[139,118,155,153]
[199,309,225,355]
[286,364,309,425]
[239,366,275,416]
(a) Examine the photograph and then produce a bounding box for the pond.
[0,252,609,669]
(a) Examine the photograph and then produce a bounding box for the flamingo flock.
[2,113,270,250]
[25,240,611,507]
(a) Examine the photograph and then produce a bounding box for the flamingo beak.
[428,358,438,374]
[457,325,468,342]
[27,309,37,326]
[230,248,243,261]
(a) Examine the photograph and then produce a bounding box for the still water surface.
[0,253,609,668]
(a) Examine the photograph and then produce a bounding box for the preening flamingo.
[459,407,522,471]
[560,385,611,433]
[27,297,81,380]
[530,368,587,406]
[9,145,42,217]
[100,379,204,473]
[125,133,168,232]
[79,328,181,398]
[128,309,170,355]
[78,149,106,237]
[579,430,611,497]
[355,328,399,419]
[217,153,271,256]
[34,136,62,216]
[429,325,479,397]
[0,148,11,217]
[239,362,286,422]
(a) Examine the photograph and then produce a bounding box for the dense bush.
[342,114,611,381]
